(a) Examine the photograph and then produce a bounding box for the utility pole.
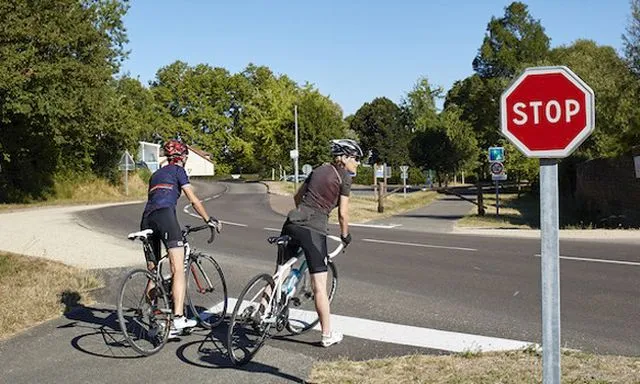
[294,105,299,191]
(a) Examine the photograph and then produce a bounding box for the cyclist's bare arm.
[183,185,210,221]
[338,195,349,237]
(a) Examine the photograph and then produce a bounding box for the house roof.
[187,145,214,164]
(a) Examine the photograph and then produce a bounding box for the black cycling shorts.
[140,207,183,263]
[281,222,328,274]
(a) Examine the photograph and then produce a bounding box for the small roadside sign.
[289,149,299,160]
[490,162,504,175]
[400,165,409,179]
[302,164,312,175]
[118,150,136,171]
[375,164,384,178]
[492,173,507,181]
[488,147,505,162]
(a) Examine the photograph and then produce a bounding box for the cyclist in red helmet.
[140,138,222,337]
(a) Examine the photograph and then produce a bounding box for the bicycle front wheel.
[286,261,338,335]
[117,269,171,356]
[227,273,275,366]
[186,253,227,328]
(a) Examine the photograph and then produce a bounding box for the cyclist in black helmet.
[280,138,362,347]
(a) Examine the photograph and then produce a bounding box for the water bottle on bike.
[283,268,301,296]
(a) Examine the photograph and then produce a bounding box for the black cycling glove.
[340,233,352,247]
[207,217,222,233]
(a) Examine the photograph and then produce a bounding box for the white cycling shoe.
[168,316,197,339]
[321,331,343,347]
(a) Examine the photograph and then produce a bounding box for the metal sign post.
[400,165,409,198]
[540,158,561,381]
[294,105,299,190]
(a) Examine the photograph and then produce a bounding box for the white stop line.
[216,298,534,353]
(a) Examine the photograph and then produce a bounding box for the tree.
[550,40,640,158]
[0,0,129,202]
[409,108,478,186]
[401,77,442,132]
[472,2,550,79]
[349,97,411,166]
[623,0,640,76]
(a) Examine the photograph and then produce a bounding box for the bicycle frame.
[246,234,344,325]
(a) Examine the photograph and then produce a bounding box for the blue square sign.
[488,147,505,162]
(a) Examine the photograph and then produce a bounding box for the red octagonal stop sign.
[500,66,595,158]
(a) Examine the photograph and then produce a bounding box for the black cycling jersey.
[299,163,352,216]
[280,162,352,274]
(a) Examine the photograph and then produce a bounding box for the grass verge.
[0,252,103,340]
[456,192,539,229]
[0,172,147,212]
[308,349,640,384]
[263,181,439,223]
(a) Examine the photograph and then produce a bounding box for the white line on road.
[264,227,281,232]
[362,238,477,252]
[534,254,640,266]
[350,223,402,229]
[222,298,533,353]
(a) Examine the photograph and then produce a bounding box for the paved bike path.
[0,305,314,384]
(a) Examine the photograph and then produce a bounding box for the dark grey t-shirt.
[300,163,352,216]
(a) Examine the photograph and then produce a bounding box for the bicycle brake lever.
[207,226,215,244]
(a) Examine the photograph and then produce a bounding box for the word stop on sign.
[512,99,580,125]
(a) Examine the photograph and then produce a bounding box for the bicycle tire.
[117,269,171,356]
[286,261,338,335]
[186,253,228,329]
[227,273,275,366]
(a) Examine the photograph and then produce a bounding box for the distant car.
[285,174,307,182]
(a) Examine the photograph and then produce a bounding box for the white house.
[183,145,215,176]
[138,141,215,176]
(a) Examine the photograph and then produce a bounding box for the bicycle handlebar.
[327,235,344,259]
[183,224,216,244]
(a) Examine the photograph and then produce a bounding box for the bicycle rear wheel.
[117,269,171,356]
[286,261,338,335]
[186,253,227,328]
[227,273,275,366]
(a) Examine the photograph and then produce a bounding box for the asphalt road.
[1,179,638,383]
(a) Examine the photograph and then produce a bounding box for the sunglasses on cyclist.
[348,156,361,162]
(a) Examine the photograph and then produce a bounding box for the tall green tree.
[550,40,640,158]
[0,0,129,202]
[401,77,442,132]
[623,0,640,76]
[472,1,550,79]
[349,97,411,166]
[409,107,478,185]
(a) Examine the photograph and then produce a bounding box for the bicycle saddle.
[127,229,153,240]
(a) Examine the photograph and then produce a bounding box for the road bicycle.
[117,224,228,356]
[227,234,344,366]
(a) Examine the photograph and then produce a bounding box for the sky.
[119,1,632,116]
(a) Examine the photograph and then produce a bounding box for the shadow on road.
[176,326,307,383]
[59,305,140,359]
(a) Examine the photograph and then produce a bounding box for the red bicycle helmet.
[163,139,188,164]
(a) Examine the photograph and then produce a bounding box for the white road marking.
[534,254,640,266]
[350,223,402,229]
[362,238,477,252]
[264,227,281,232]
[221,298,533,353]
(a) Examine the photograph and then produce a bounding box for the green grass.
[457,192,540,229]
[0,252,102,340]
[309,350,640,384]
